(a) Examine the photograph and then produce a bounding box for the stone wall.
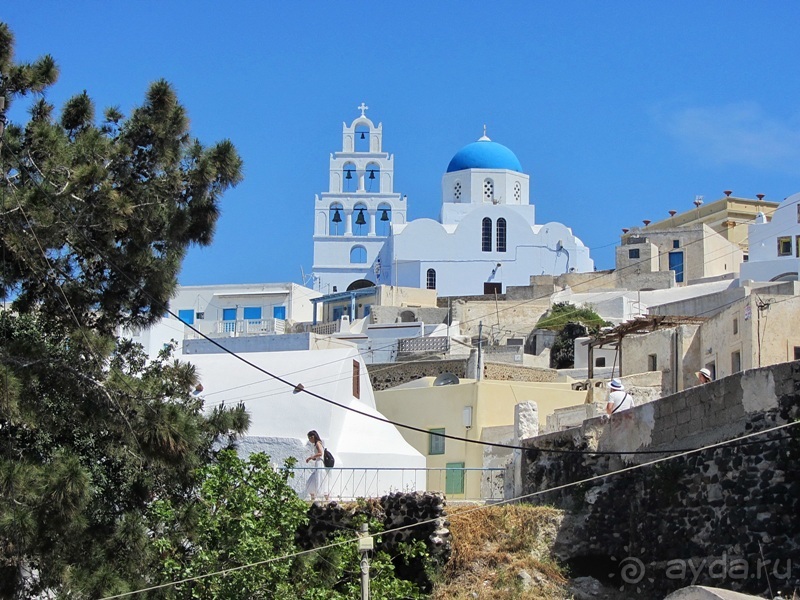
[367,359,470,391]
[484,362,558,382]
[296,492,450,592]
[519,361,800,598]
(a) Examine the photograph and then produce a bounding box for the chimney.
[723,190,732,197]
[756,193,765,200]
[669,210,677,217]
[643,220,651,226]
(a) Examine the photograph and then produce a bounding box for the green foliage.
[290,526,429,600]
[0,23,243,336]
[0,312,249,597]
[536,302,606,332]
[536,303,607,368]
[0,23,247,597]
[152,454,432,600]
[151,450,308,599]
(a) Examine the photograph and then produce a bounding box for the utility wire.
[97,419,800,600]
[5,143,800,458]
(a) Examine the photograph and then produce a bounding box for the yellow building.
[374,377,587,499]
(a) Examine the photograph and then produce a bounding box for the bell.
[380,209,389,221]
[368,170,375,180]
[355,210,366,226]
[332,209,342,223]
[345,170,352,180]
[360,132,366,140]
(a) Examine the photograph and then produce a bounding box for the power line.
[5,143,800,457]
[96,419,800,599]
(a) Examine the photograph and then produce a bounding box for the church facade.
[312,106,593,297]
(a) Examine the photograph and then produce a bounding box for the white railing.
[288,467,505,502]
[212,318,285,336]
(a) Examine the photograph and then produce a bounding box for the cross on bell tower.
[358,102,369,117]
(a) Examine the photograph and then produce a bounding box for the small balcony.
[186,318,286,339]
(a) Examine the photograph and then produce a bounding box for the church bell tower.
[311,104,406,294]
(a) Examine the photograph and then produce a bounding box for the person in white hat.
[606,378,633,415]
[696,368,713,385]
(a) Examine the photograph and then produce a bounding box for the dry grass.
[431,504,571,600]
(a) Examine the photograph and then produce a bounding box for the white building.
[311,103,407,295]
[312,107,594,297]
[188,347,425,498]
[125,282,321,358]
[124,281,425,498]
[740,192,800,282]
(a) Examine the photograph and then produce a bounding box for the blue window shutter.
[243,306,262,320]
[178,309,194,325]
[273,306,286,319]
[222,308,236,321]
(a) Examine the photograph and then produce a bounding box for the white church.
[312,105,594,296]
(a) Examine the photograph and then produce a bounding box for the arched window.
[496,218,507,253]
[377,203,392,236]
[366,162,381,193]
[350,245,367,264]
[483,179,494,202]
[426,268,436,290]
[329,202,344,236]
[482,217,492,252]
[353,203,368,236]
[343,161,357,192]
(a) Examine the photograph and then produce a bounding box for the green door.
[445,462,465,495]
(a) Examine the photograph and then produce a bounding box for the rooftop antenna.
[300,266,315,288]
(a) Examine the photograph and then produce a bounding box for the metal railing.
[288,467,505,502]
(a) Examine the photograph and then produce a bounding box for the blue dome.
[446,139,522,173]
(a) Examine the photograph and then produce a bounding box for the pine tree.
[0,23,248,597]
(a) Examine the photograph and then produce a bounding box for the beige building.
[633,194,779,256]
[615,195,779,289]
[616,224,743,287]
[374,377,587,499]
[604,282,800,392]
[698,282,800,379]
[310,285,439,325]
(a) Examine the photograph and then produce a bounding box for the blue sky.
[5,2,800,287]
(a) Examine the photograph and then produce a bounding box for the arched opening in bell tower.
[353,203,368,236]
[366,162,381,193]
[355,124,370,152]
[343,162,357,192]
[376,203,392,236]
[329,202,344,236]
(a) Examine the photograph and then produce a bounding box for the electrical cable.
[96,419,800,600]
[4,140,800,458]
